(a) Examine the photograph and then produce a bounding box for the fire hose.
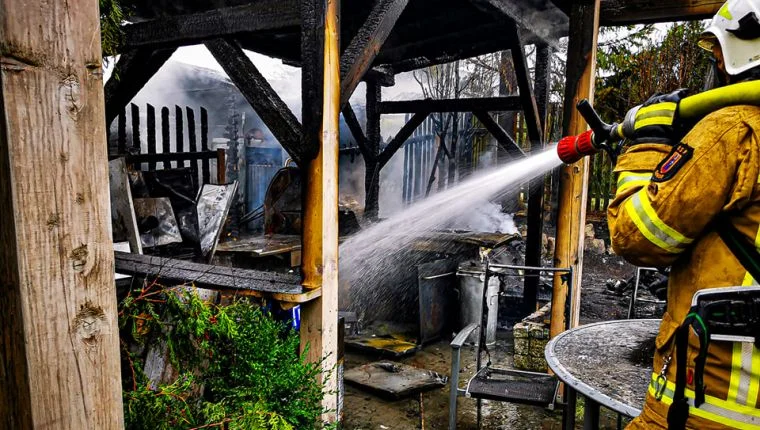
[556,80,760,164]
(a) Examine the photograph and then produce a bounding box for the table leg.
[583,396,600,430]
[564,388,577,430]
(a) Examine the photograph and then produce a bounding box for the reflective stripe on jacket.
[609,105,760,430]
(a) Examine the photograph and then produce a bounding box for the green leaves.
[120,287,326,429]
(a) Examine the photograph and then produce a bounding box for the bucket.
[457,261,500,345]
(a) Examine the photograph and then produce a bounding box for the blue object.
[245,141,283,231]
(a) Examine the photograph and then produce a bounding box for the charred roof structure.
[0,0,723,426]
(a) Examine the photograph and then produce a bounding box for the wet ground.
[342,222,664,429]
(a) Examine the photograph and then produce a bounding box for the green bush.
[120,284,327,429]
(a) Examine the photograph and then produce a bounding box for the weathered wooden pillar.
[550,0,600,337]
[524,42,551,315]
[0,0,124,428]
[300,0,340,423]
[364,79,381,220]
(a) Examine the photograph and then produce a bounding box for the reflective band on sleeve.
[649,373,760,428]
[635,102,677,130]
[617,172,651,194]
[624,189,694,253]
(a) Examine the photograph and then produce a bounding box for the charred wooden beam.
[378,111,430,169]
[524,43,551,316]
[379,22,511,72]
[551,0,721,25]
[599,0,721,24]
[469,0,567,50]
[104,48,175,126]
[340,0,409,106]
[300,0,325,163]
[364,81,382,220]
[364,66,395,87]
[341,104,373,162]
[115,252,302,294]
[473,111,525,158]
[205,38,304,166]
[120,0,300,51]
[379,97,522,114]
[507,22,543,144]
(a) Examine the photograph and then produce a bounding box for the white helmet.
[700,0,760,76]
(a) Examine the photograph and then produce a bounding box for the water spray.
[556,80,760,165]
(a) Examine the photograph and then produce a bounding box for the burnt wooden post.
[201,107,210,184]
[147,104,157,170]
[551,0,600,337]
[364,79,381,220]
[523,43,551,315]
[161,106,171,168]
[300,0,340,422]
[0,0,124,426]
[118,109,128,154]
[131,103,141,155]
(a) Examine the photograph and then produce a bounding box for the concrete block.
[513,354,531,370]
[514,337,529,355]
[529,339,549,358]
[528,324,549,340]
[513,322,529,338]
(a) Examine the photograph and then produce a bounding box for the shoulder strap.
[715,214,760,282]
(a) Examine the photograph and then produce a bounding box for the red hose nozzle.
[556,130,597,164]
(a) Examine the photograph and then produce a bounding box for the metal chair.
[448,259,573,430]
[627,266,667,319]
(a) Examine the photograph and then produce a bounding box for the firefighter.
[607,0,760,428]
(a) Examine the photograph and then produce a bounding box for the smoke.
[445,201,518,234]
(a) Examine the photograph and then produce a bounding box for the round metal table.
[545,319,660,430]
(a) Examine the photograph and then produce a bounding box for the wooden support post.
[0,0,124,427]
[364,79,381,220]
[104,48,176,126]
[524,43,551,315]
[550,0,600,338]
[300,0,339,423]
[205,38,305,166]
[339,0,409,106]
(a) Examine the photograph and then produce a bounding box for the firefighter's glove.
[627,88,689,146]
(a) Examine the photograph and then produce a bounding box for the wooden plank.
[115,251,300,291]
[109,158,143,254]
[131,103,141,154]
[186,107,198,175]
[379,96,522,114]
[216,148,227,184]
[201,107,210,184]
[175,105,185,166]
[161,106,171,168]
[299,0,339,422]
[147,104,157,170]
[599,0,721,25]
[0,0,123,425]
[473,111,525,158]
[339,0,410,106]
[118,109,127,154]
[104,48,176,126]
[205,38,305,166]
[120,0,300,51]
[378,111,430,168]
[551,0,600,338]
